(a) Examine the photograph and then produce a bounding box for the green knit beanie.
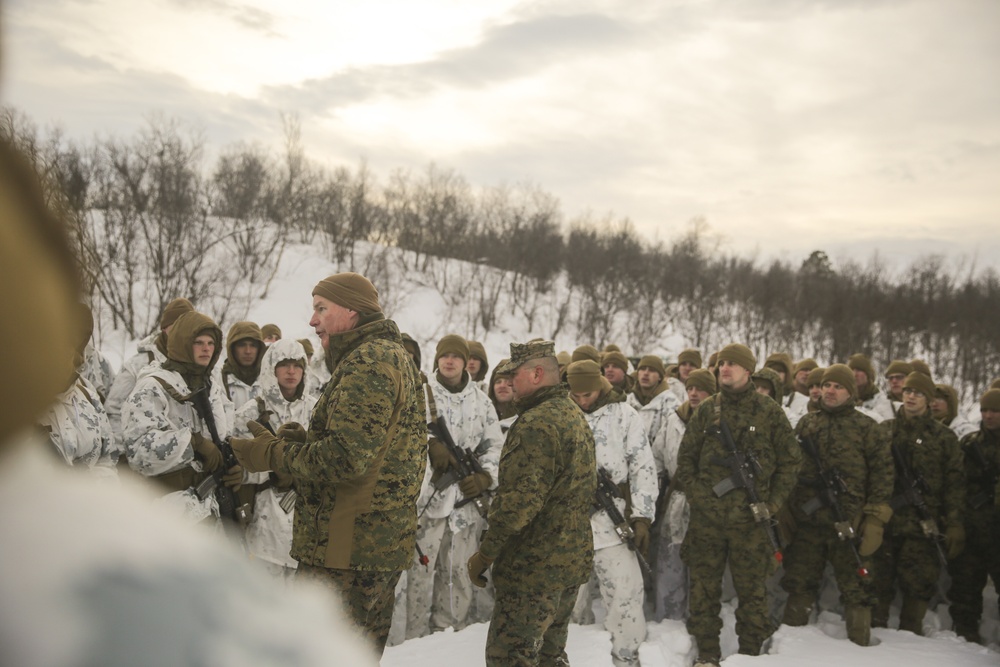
[718,343,756,373]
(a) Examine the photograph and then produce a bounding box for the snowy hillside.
[92,239,999,665]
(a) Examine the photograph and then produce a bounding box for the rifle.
[427,415,489,518]
[709,419,783,563]
[189,385,249,547]
[594,467,652,578]
[798,435,869,577]
[889,441,948,568]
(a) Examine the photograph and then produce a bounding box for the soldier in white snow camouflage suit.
[568,360,657,667]
[405,334,504,639]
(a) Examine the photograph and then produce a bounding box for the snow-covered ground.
[81,239,999,666]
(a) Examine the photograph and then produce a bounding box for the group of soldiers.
[34,284,1000,666]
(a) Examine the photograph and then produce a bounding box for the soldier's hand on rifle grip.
[459,471,492,499]
[191,432,222,472]
[428,437,457,473]
[467,551,494,588]
[858,516,885,557]
[222,463,244,491]
[750,502,773,523]
[631,518,651,556]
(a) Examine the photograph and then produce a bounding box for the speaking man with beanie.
[229,272,426,656]
[467,340,596,666]
[676,343,801,666]
[871,371,964,634]
[780,364,893,646]
[948,388,1000,644]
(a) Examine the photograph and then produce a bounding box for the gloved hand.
[428,437,457,472]
[858,517,885,557]
[277,421,307,443]
[459,471,492,498]
[222,464,244,490]
[750,502,777,523]
[945,523,966,560]
[230,420,287,473]
[467,551,494,588]
[191,432,222,472]
[631,518,651,556]
[863,503,894,524]
[272,470,295,490]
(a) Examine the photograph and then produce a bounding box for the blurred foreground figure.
[0,138,376,667]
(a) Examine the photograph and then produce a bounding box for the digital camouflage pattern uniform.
[278,315,426,652]
[947,423,1000,642]
[783,401,892,645]
[676,383,801,662]
[479,381,597,667]
[37,374,121,481]
[872,407,964,632]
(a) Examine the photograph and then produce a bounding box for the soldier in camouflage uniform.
[121,311,239,509]
[781,364,893,646]
[947,388,1000,644]
[467,340,597,667]
[37,303,120,480]
[676,343,801,666]
[848,354,895,423]
[884,360,915,412]
[872,371,965,634]
[230,272,426,657]
[567,360,657,667]
[106,297,194,442]
[931,384,977,440]
[217,320,266,411]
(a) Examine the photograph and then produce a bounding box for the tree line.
[3,107,997,405]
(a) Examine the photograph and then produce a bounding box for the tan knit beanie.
[806,366,826,387]
[685,368,717,393]
[822,364,857,399]
[312,272,381,314]
[602,350,630,373]
[435,334,469,366]
[718,343,756,373]
[885,360,914,378]
[572,344,601,364]
[677,348,703,367]
[637,355,666,377]
[981,388,1000,412]
[567,360,610,394]
[903,371,935,400]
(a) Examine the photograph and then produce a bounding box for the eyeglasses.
[886,374,907,382]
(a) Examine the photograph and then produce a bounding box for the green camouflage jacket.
[282,316,426,571]
[480,384,597,590]
[879,408,965,537]
[791,402,893,526]
[676,382,802,526]
[957,426,999,535]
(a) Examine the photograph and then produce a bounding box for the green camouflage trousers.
[486,580,577,667]
[947,520,1000,638]
[871,534,940,626]
[296,564,401,657]
[781,521,875,608]
[681,514,776,660]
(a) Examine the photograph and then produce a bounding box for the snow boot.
[898,596,927,635]
[844,605,871,646]
[781,592,814,626]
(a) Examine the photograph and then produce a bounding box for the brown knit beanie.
[903,371,935,400]
[677,348,703,367]
[567,360,610,394]
[637,355,666,378]
[909,359,932,378]
[847,353,875,382]
[991,378,1000,391]
[764,352,794,379]
[707,352,719,368]
[312,272,382,314]
[934,384,959,422]
[822,364,857,399]
[806,367,826,387]
[602,350,630,373]
[885,360,914,378]
[468,340,488,365]
[981,388,1000,412]
[572,344,601,364]
[603,343,622,354]
[794,358,819,374]
[435,334,469,367]
[557,351,572,368]
[297,338,314,359]
[718,343,756,373]
[160,297,194,330]
[685,368,717,393]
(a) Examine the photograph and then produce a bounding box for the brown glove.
[428,437,457,473]
[191,432,222,472]
[631,518,651,556]
[945,523,966,560]
[858,517,885,557]
[459,471,492,499]
[276,421,307,443]
[221,464,244,490]
[467,551,494,588]
[230,420,287,473]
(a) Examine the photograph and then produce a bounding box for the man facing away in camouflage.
[781,364,893,646]
[676,343,801,666]
[467,340,597,667]
[230,272,426,657]
[948,388,1000,644]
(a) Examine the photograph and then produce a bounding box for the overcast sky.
[3,0,999,271]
